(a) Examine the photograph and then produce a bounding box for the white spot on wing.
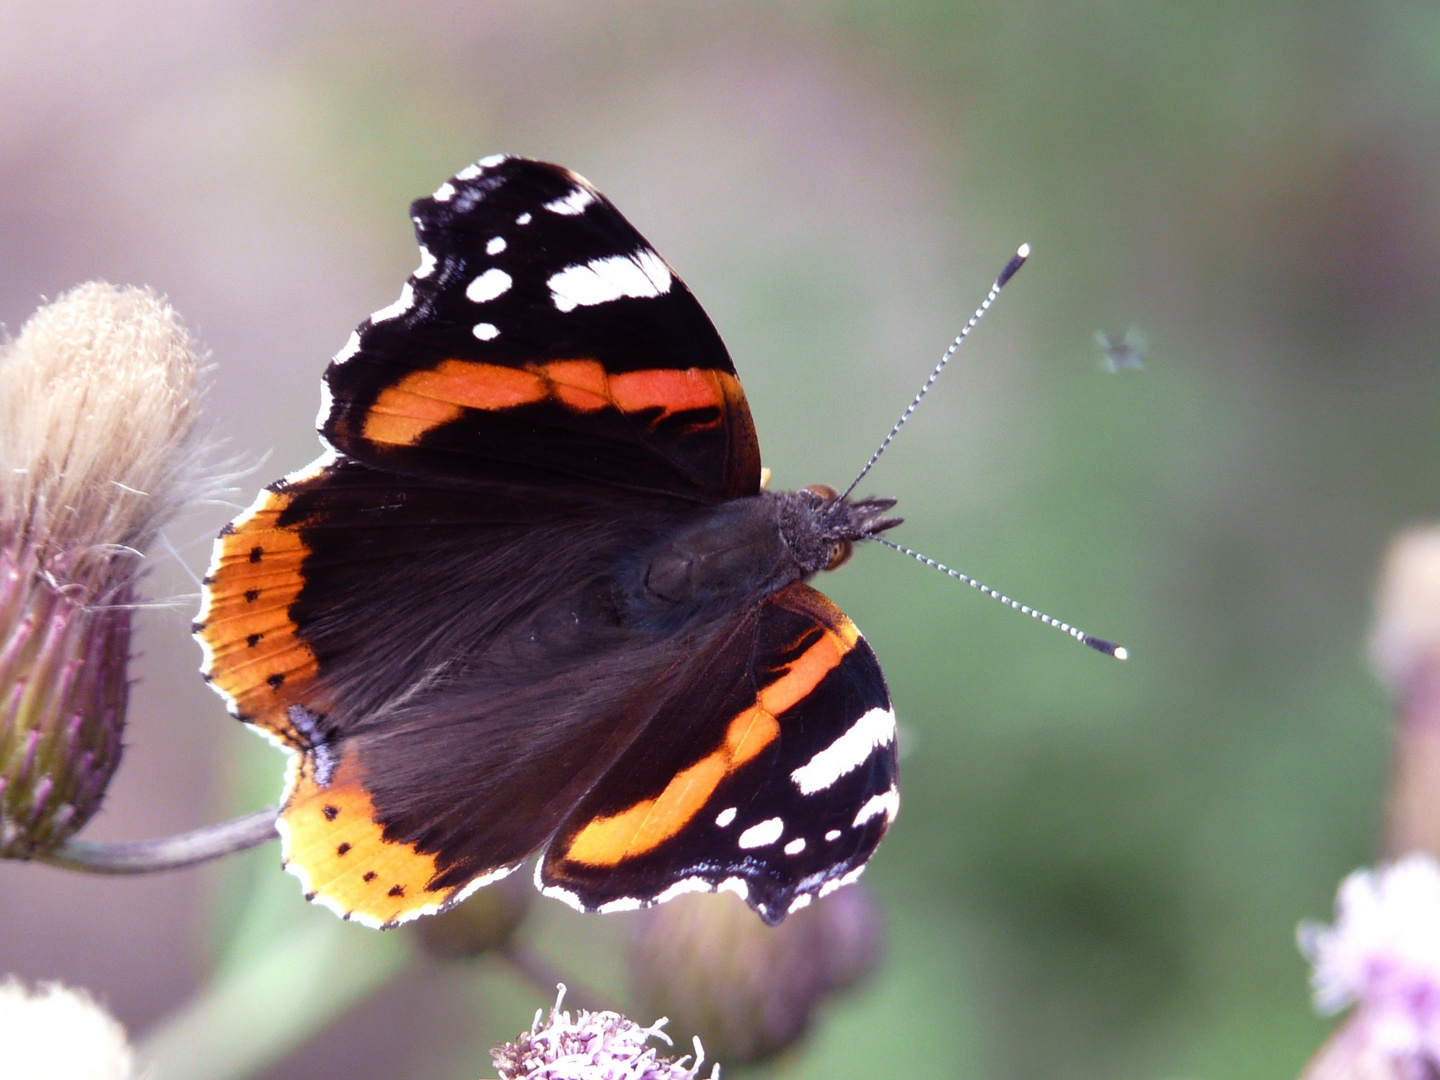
[852,786,900,828]
[788,893,813,913]
[433,181,456,202]
[314,380,334,432]
[456,155,505,181]
[718,877,749,901]
[544,185,595,215]
[472,322,499,341]
[825,829,842,842]
[715,807,737,828]
[414,246,437,279]
[737,817,784,850]
[598,897,643,913]
[516,212,532,226]
[548,250,672,312]
[784,837,806,856]
[370,282,415,323]
[486,236,507,256]
[466,268,512,304]
[791,707,896,794]
[333,331,362,365]
[818,865,867,899]
[451,864,518,905]
[534,862,586,912]
[656,877,712,904]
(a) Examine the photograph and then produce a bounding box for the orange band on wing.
[282,750,457,928]
[561,613,857,868]
[361,358,742,447]
[195,487,319,740]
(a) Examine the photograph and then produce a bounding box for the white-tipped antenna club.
[839,243,1031,502]
[874,537,1128,660]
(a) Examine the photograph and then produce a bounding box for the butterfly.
[193,155,905,928]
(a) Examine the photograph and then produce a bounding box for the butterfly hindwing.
[323,156,760,500]
[540,583,898,924]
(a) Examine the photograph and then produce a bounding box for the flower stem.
[35,806,278,873]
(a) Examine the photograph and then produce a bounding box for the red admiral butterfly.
[195,155,1117,929]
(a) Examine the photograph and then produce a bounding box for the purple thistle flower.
[1300,854,1440,1073]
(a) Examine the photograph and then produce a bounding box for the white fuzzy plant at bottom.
[491,986,717,1080]
[0,977,134,1080]
[1300,853,1440,1073]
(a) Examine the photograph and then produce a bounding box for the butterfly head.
[780,484,902,577]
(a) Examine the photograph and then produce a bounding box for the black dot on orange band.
[246,633,262,648]
[337,842,351,856]
[363,871,377,882]
[267,673,285,689]
[322,805,339,821]
[249,546,263,563]
[388,885,405,897]
[244,589,260,602]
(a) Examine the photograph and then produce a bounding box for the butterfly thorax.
[619,488,901,635]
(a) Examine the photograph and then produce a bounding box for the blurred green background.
[4,2,1438,1078]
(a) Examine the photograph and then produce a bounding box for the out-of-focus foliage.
[3,3,1436,1079]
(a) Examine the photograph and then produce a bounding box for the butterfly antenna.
[873,536,1128,659]
[838,244,1031,503]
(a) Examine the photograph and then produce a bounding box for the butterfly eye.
[806,483,839,503]
[826,541,853,571]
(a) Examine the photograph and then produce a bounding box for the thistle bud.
[627,885,885,1064]
[0,283,201,857]
[413,869,534,960]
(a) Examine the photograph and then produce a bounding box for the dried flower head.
[628,884,884,1064]
[0,283,203,856]
[1299,854,1440,1074]
[491,986,716,1080]
[0,976,135,1080]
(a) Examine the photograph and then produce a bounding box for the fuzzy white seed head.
[0,282,202,594]
[0,977,134,1080]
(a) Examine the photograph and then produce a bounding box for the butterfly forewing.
[323,157,760,500]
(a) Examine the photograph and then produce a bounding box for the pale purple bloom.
[492,986,718,1080]
[1300,854,1440,1069]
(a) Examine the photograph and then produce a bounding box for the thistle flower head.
[0,976,135,1080]
[1300,854,1440,1072]
[0,283,202,856]
[1370,528,1440,698]
[491,986,717,1080]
